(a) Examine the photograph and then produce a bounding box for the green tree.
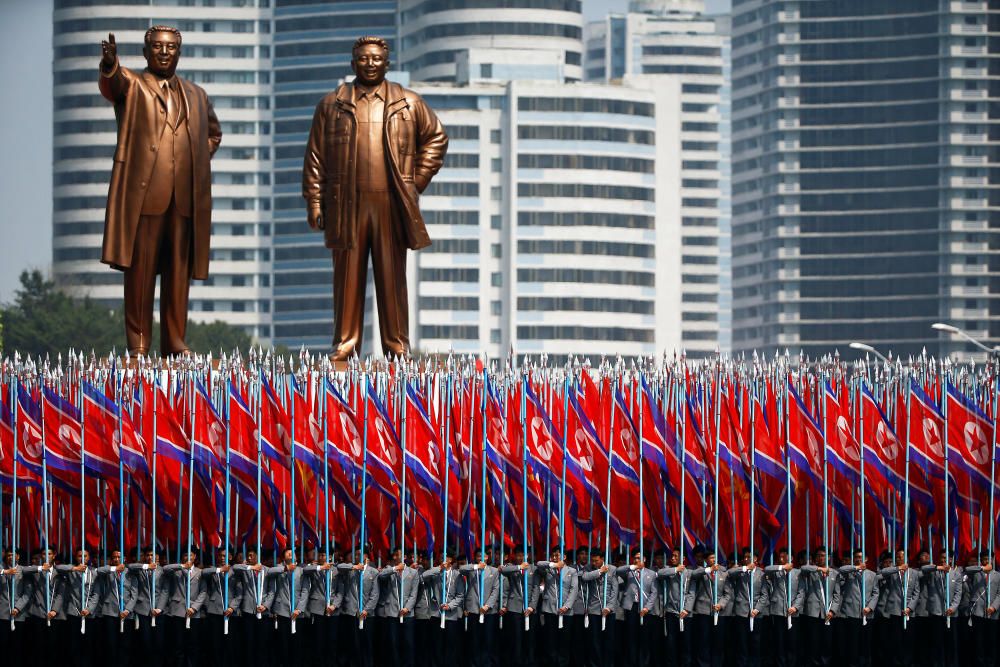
[1,269,257,359]
[1,270,125,358]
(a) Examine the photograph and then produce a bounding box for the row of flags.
[0,353,998,567]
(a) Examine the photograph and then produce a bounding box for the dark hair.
[352,36,389,57]
[144,25,182,48]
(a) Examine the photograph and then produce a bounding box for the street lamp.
[849,342,891,365]
[931,322,1000,355]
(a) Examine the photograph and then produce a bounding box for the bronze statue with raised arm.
[98,27,222,356]
[303,36,448,361]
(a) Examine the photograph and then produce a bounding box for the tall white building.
[52,0,274,341]
[399,0,584,83]
[584,0,725,356]
[411,67,679,361]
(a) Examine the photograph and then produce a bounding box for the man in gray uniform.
[197,549,237,667]
[499,545,539,667]
[832,548,879,667]
[686,548,728,667]
[125,547,163,667]
[536,546,580,667]
[763,547,799,667]
[913,548,961,667]
[377,547,420,667]
[338,546,380,667]
[233,549,270,665]
[791,547,839,667]
[656,548,687,665]
[55,548,97,666]
[301,548,343,664]
[460,546,501,667]
[90,550,135,665]
[263,547,309,666]
[157,550,205,667]
[1,549,34,663]
[22,548,63,662]
[617,548,657,667]
[719,548,768,667]
[960,551,999,667]
[581,548,619,667]
[876,548,920,667]
[422,550,466,667]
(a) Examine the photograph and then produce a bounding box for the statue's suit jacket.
[98,58,222,279]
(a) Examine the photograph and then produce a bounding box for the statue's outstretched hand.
[102,33,117,68]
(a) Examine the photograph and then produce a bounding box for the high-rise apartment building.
[52,0,274,341]
[584,0,726,356]
[399,0,584,83]
[730,0,999,359]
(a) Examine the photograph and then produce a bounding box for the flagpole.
[942,363,952,631]
[400,365,409,625]
[479,366,488,625]
[180,366,193,627]
[112,364,125,633]
[40,372,52,626]
[712,366,721,627]
[520,364,530,632]
[989,370,998,631]
[602,370,616,632]
[558,371,570,630]
[442,363,454,629]
[151,367,159,627]
[821,372,830,627]
[637,367,645,627]
[79,363,87,635]
[322,364,332,612]
[679,369,688,632]
[359,369,370,631]
[10,367,19,632]
[783,373,793,630]
[223,375,232,635]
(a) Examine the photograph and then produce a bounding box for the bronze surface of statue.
[303,36,448,361]
[98,28,222,356]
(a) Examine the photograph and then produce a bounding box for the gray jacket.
[197,567,237,616]
[338,563,380,616]
[460,564,501,615]
[915,565,962,617]
[262,566,309,618]
[685,566,728,616]
[88,566,134,618]
[962,566,1000,619]
[763,565,799,617]
[414,567,436,620]
[377,566,420,618]
[0,566,34,622]
[500,564,540,614]
[833,566,879,619]
[302,565,344,616]
[877,567,920,618]
[616,565,658,614]
[55,565,98,617]
[233,564,268,614]
[720,567,768,617]
[656,567,685,616]
[157,565,206,618]
[581,568,619,615]
[536,562,579,615]
[125,564,161,616]
[422,566,466,621]
[793,566,839,620]
[22,566,65,620]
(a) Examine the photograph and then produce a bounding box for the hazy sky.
[0,0,730,303]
